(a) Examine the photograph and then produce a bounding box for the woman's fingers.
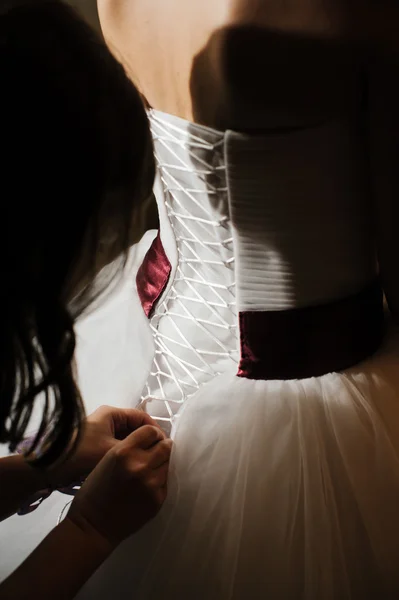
[147,439,173,469]
[69,426,173,548]
[88,405,161,439]
[126,424,166,450]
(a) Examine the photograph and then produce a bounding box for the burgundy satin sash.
[238,281,384,380]
[136,236,383,380]
[136,231,171,318]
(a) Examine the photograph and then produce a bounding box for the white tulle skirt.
[76,323,399,600]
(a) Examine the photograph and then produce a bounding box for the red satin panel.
[238,280,384,380]
[136,231,171,318]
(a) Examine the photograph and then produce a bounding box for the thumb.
[117,425,165,453]
[110,408,162,440]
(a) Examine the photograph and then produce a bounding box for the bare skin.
[98,0,399,130]
[0,407,172,600]
[98,0,399,307]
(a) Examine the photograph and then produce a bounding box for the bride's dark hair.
[0,0,155,467]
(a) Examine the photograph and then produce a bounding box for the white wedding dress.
[74,105,399,600]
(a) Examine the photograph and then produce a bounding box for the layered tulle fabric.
[74,106,399,599]
[75,324,399,600]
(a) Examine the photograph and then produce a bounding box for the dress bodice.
[138,109,377,430]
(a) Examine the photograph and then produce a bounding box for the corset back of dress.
[139,109,376,430]
[139,112,238,429]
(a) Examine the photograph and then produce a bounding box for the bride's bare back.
[98,0,399,309]
[98,0,398,131]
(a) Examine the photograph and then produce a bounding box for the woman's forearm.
[0,455,49,521]
[0,516,112,600]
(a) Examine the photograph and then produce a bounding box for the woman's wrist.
[63,511,115,559]
[0,455,52,520]
[1,512,114,600]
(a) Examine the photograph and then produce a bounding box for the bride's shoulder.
[191,0,362,130]
[97,0,399,131]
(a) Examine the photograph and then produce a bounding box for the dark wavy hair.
[0,0,155,467]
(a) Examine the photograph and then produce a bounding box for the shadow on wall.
[66,0,100,32]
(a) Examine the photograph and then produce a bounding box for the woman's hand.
[67,423,172,549]
[0,420,173,600]
[47,405,162,487]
